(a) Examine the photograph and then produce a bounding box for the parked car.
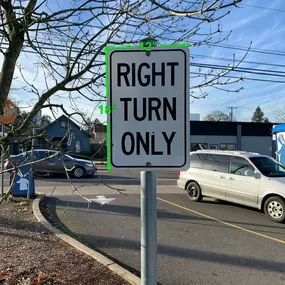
[4,149,96,178]
[177,150,285,223]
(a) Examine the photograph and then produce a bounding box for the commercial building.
[190,121,275,157]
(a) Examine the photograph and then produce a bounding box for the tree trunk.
[0,32,24,113]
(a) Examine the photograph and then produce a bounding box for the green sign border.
[104,43,189,172]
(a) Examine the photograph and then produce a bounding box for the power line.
[191,62,285,78]
[1,25,285,85]
[190,71,285,84]
[190,41,285,57]
[0,26,285,61]
[240,4,285,13]
[31,23,285,59]
[191,54,285,69]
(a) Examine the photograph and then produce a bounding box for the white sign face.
[108,47,189,171]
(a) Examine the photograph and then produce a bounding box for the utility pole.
[227,106,238,122]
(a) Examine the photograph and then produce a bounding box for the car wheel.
[264,196,285,223]
[186,181,203,202]
[72,166,85,178]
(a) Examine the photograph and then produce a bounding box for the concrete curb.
[32,194,140,285]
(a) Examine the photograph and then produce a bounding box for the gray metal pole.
[1,123,4,197]
[141,171,157,285]
[27,127,36,199]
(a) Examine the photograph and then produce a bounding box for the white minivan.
[177,150,285,223]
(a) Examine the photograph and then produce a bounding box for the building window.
[61,121,66,128]
[209,144,218,150]
[220,143,236,151]
[191,143,208,151]
[75,141,81,153]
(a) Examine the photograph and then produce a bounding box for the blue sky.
[6,0,285,124]
[189,0,285,122]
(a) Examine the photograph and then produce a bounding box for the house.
[190,121,275,157]
[90,123,106,144]
[40,115,92,153]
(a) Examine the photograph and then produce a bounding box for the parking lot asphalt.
[0,170,178,187]
[46,185,285,285]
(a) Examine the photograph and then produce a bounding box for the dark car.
[4,149,96,178]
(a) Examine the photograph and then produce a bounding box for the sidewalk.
[37,184,180,197]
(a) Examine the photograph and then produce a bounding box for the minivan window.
[230,157,254,176]
[190,153,204,169]
[249,156,285,177]
[202,154,231,173]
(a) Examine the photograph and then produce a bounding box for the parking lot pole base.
[1,147,3,198]
[28,128,36,200]
[140,171,157,285]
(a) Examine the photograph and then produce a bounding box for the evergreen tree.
[252,106,265,122]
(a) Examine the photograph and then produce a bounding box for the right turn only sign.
[107,46,189,171]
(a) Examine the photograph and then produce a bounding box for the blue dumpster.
[12,165,35,197]
[272,124,285,165]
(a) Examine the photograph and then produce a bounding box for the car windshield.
[249,156,285,177]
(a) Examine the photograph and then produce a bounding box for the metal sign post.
[28,113,39,200]
[27,128,36,200]
[141,171,157,285]
[1,123,4,197]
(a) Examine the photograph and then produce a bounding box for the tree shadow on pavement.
[47,196,285,235]
[47,196,208,223]
[36,174,140,185]
[158,194,285,231]
[65,233,285,274]
[45,196,285,284]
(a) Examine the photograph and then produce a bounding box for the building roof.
[44,115,92,137]
[191,121,274,137]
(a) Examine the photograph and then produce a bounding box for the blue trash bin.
[12,165,35,198]
[272,124,285,165]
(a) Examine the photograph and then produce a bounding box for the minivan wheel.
[264,196,285,223]
[72,166,85,178]
[186,182,203,202]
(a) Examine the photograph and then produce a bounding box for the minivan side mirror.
[254,172,262,179]
[245,169,255,177]
[245,170,261,179]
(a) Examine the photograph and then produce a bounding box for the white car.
[177,150,285,223]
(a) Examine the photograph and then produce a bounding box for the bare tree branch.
[149,0,242,18]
